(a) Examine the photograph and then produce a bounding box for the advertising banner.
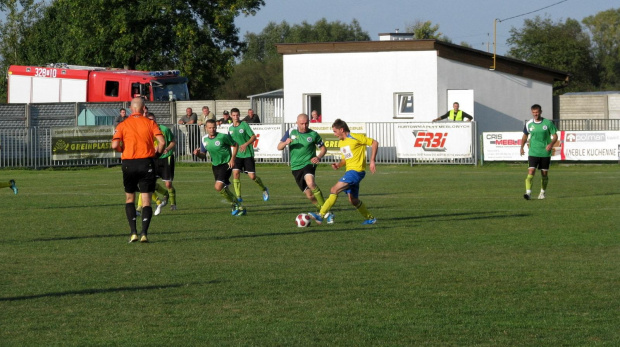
[52,126,115,160]
[395,122,473,159]
[309,122,366,155]
[220,124,283,159]
[482,131,620,161]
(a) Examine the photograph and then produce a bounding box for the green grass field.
[0,164,618,346]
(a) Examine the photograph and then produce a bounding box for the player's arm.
[154,134,165,156]
[546,133,558,152]
[369,139,378,174]
[239,134,256,153]
[277,131,292,150]
[520,132,529,156]
[111,138,123,152]
[332,157,346,170]
[193,141,207,158]
[229,142,238,169]
[311,145,327,164]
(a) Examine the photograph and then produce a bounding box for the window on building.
[105,81,119,97]
[394,93,414,118]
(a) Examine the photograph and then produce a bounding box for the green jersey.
[228,122,255,158]
[157,124,175,159]
[523,118,557,157]
[281,128,324,171]
[200,132,235,166]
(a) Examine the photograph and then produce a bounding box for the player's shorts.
[292,164,317,192]
[156,155,175,181]
[122,158,156,193]
[528,156,551,171]
[233,156,256,174]
[212,163,233,186]
[339,170,366,198]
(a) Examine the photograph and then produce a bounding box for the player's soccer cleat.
[237,197,243,203]
[140,234,148,243]
[170,205,177,211]
[154,198,167,216]
[308,212,323,225]
[9,180,17,195]
[231,203,241,216]
[235,206,247,216]
[135,210,141,217]
[129,234,139,243]
[263,187,270,201]
[361,218,377,225]
[325,212,334,224]
[523,193,531,200]
[538,191,545,200]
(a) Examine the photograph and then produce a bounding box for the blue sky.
[235,0,619,55]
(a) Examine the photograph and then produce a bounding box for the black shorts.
[528,156,551,171]
[233,156,256,174]
[156,155,175,181]
[122,158,157,193]
[212,163,233,186]
[292,164,317,192]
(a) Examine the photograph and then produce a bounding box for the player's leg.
[232,157,244,201]
[524,157,537,200]
[214,164,244,215]
[166,156,177,210]
[136,159,157,242]
[246,158,268,201]
[1,180,18,195]
[348,183,375,224]
[304,165,325,207]
[538,157,551,199]
[122,161,140,242]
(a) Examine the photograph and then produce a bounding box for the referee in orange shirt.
[112,98,165,243]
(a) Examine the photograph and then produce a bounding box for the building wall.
[437,58,553,133]
[282,50,554,134]
[282,51,439,124]
[559,93,620,120]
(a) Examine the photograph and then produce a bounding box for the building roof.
[276,39,570,84]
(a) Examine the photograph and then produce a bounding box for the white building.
[276,39,569,134]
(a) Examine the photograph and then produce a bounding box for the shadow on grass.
[387,211,530,222]
[27,231,182,242]
[0,281,219,302]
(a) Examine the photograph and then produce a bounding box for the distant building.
[276,39,569,134]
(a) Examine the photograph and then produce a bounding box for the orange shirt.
[112,113,163,160]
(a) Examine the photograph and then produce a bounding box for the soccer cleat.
[9,180,17,195]
[170,204,177,211]
[308,212,323,225]
[523,193,531,200]
[538,191,545,200]
[129,234,139,243]
[154,198,167,216]
[140,234,148,243]
[135,210,141,217]
[362,218,377,225]
[235,206,247,216]
[263,187,270,201]
[231,204,241,216]
[237,197,243,203]
[325,212,334,224]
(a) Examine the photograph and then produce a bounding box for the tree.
[507,16,597,92]
[406,20,445,40]
[0,0,265,100]
[218,18,370,98]
[583,8,620,90]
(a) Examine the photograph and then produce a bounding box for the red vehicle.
[7,63,190,103]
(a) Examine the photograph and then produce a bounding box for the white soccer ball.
[295,213,311,228]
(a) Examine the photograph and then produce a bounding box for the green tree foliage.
[583,8,620,90]
[0,0,265,100]
[507,16,597,92]
[406,20,445,40]
[217,18,370,98]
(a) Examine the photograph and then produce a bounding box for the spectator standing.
[432,102,473,122]
[198,106,216,126]
[111,97,165,243]
[243,109,261,123]
[178,107,200,161]
[217,110,233,125]
[114,108,127,128]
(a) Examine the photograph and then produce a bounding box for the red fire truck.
[7,63,190,103]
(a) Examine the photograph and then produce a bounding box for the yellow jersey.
[339,133,374,172]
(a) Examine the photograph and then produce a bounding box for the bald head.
[130,97,145,114]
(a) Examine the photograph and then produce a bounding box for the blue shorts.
[339,170,366,198]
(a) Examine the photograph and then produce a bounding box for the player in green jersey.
[520,104,558,200]
[309,119,378,225]
[193,119,246,215]
[277,113,327,212]
[228,107,269,203]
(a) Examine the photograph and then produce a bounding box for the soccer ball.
[295,213,311,228]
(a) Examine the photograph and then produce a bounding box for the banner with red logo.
[395,123,473,159]
[221,124,283,158]
[482,131,620,161]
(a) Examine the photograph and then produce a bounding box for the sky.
[234,0,619,55]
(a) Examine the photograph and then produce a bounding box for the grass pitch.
[0,164,618,345]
